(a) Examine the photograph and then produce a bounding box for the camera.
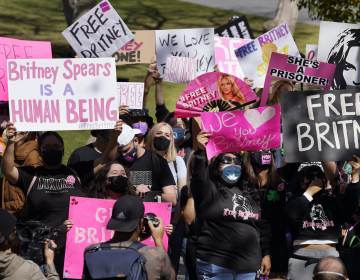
[140,213,160,239]
[17,221,65,265]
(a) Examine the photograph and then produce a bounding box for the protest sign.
[175,72,257,118]
[235,23,300,88]
[215,16,253,39]
[63,196,172,279]
[214,36,251,79]
[117,82,144,109]
[260,52,336,106]
[306,44,318,60]
[318,21,360,90]
[62,0,134,58]
[155,28,215,77]
[163,56,196,83]
[113,30,155,65]
[7,58,118,131]
[201,105,281,159]
[280,88,360,162]
[0,37,52,101]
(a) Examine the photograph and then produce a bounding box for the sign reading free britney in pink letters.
[201,105,281,159]
[7,58,118,131]
[63,196,172,279]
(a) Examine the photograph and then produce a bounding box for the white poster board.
[117,82,144,109]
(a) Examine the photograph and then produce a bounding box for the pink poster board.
[201,105,281,159]
[260,52,336,106]
[0,37,52,101]
[175,72,257,118]
[63,196,172,279]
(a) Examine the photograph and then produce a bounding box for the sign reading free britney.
[7,58,118,131]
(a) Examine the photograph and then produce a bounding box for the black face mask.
[153,136,170,151]
[41,149,63,166]
[107,176,129,194]
[250,151,272,170]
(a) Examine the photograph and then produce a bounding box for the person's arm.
[148,217,165,249]
[176,156,187,190]
[182,195,195,225]
[158,156,177,205]
[161,186,177,206]
[322,161,338,182]
[2,123,19,184]
[43,240,60,280]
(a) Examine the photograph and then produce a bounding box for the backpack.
[84,242,148,280]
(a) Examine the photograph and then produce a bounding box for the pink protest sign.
[175,72,257,118]
[63,196,172,279]
[214,36,251,78]
[201,105,281,159]
[0,37,52,101]
[260,52,336,106]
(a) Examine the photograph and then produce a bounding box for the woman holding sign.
[191,132,271,280]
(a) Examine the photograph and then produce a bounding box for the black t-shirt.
[127,150,175,192]
[16,163,92,227]
[67,144,101,166]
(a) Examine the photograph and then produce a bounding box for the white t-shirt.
[168,156,187,187]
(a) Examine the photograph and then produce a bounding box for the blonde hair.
[146,122,177,162]
[217,74,245,103]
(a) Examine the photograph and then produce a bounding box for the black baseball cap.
[107,195,145,232]
[0,209,17,244]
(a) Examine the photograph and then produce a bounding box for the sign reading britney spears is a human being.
[7,58,118,131]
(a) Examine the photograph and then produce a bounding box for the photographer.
[0,209,59,280]
[82,195,175,279]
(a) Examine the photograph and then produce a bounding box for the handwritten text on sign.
[117,82,144,109]
[260,52,336,106]
[201,105,281,159]
[7,58,118,131]
[0,37,52,101]
[155,28,215,77]
[280,89,360,162]
[62,1,133,58]
[63,196,172,279]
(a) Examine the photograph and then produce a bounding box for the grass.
[0,0,320,161]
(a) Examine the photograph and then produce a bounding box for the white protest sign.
[163,56,196,83]
[7,58,118,131]
[235,23,300,88]
[117,82,144,109]
[318,21,360,89]
[155,28,215,78]
[306,44,318,60]
[62,1,134,58]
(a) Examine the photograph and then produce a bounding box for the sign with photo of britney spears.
[235,23,300,88]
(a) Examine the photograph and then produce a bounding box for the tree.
[295,0,360,23]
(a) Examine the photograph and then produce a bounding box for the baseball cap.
[117,124,141,146]
[0,209,17,244]
[107,195,145,232]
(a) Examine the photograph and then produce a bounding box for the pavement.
[181,0,319,25]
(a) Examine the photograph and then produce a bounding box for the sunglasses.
[219,155,242,165]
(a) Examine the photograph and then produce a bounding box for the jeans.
[197,259,256,280]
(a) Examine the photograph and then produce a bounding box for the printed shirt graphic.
[223,193,260,220]
[303,204,335,231]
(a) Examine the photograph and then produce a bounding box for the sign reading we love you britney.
[7,58,118,131]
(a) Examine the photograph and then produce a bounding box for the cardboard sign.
[235,23,300,88]
[201,105,281,159]
[7,58,118,131]
[117,82,144,109]
[163,56,196,83]
[113,30,155,65]
[175,72,257,118]
[214,36,251,79]
[0,37,52,101]
[261,52,336,106]
[63,196,172,279]
[62,0,134,58]
[306,44,318,60]
[155,28,215,77]
[280,89,360,162]
[215,16,253,39]
[318,21,360,90]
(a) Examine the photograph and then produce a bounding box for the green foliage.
[296,0,360,23]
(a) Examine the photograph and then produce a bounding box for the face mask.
[251,151,272,170]
[173,127,185,142]
[122,146,137,163]
[41,149,63,166]
[107,176,129,194]
[132,122,148,136]
[153,136,170,151]
[220,165,242,185]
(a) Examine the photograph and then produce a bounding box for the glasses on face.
[219,155,242,165]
